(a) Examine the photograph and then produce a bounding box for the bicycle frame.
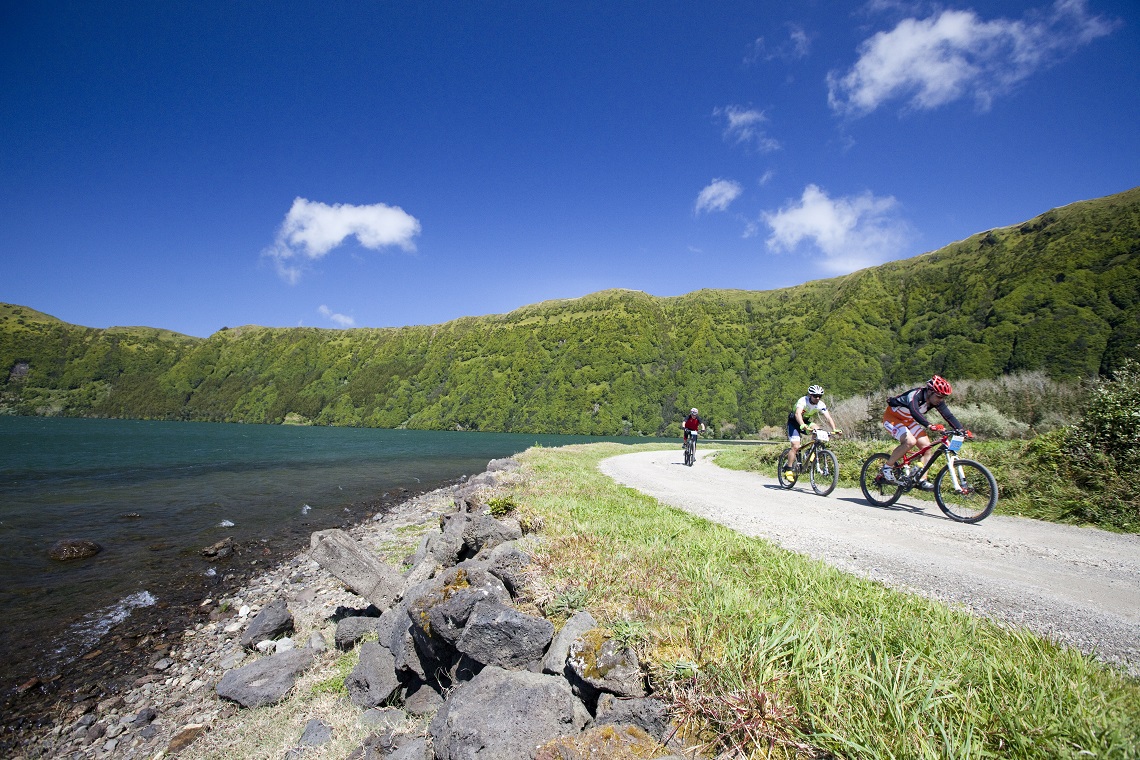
[794,429,830,468]
[894,433,967,490]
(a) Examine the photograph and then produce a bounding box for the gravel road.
[599,448,1140,676]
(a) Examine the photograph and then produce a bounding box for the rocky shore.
[8,459,691,760]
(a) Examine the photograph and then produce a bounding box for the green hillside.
[3,187,1138,435]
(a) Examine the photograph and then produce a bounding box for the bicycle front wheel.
[934,459,997,523]
[684,439,694,466]
[777,448,798,488]
[810,448,839,496]
[860,453,902,507]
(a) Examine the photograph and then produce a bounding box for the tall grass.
[518,444,1140,759]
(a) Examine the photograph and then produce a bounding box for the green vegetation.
[310,647,361,696]
[517,444,1140,758]
[2,188,1139,434]
[487,495,518,517]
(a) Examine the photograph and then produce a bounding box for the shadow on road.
[835,495,949,522]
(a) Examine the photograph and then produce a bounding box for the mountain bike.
[859,429,997,523]
[777,429,840,496]
[683,430,698,467]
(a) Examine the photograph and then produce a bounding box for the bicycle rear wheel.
[934,459,997,523]
[810,448,839,496]
[776,448,798,488]
[860,453,902,507]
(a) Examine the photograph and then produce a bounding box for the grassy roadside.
[515,442,1140,758]
[712,438,1140,533]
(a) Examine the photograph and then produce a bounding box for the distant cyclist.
[880,375,964,489]
[682,408,705,442]
[784,385,840,480]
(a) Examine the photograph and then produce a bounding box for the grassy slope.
[516,443,1140,759]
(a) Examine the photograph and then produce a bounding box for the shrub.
[954,371,1088,431]
[952,402,1030,439]
[1018,361,1140,531]
[1066,359,1140,469]
[487,495,518,517]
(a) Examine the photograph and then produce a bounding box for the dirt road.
[599,448,1140,675]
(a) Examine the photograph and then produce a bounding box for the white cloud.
[747,23,812,63]
[828,0,1117,116]
[695,179,744,214]
[762,184,910,272]
[264,198,421,283]
[715,105,780,153]
[318,305,355,328]
[788,24,811,59]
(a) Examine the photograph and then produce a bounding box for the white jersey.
[790,396,828,427]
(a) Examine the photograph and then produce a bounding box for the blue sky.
[2,1,1137,338]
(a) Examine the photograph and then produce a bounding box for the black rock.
[48,539,103,561]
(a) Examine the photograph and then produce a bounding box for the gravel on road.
[600,448,1140,676]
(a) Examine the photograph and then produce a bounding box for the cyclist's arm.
[934,402,963,431]
[794,409,808,430]
[907,394,935,429]
[822,410,838,431]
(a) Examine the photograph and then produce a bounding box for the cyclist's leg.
[885,425,917,467]
[915,433,935,467]
[785,421,801,469]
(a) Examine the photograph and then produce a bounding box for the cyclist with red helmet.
[880,375,964,489]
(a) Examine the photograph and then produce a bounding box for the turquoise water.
[0,416,650,688]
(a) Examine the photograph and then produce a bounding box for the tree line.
[2,187,1138,437]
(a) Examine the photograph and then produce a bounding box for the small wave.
[54,590,158,661]
[301,504,312,515]
[218,519,235,527]
[204,567,217,577]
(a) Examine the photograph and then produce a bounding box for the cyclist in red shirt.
[682,408,705,437]
[880,375,964,489]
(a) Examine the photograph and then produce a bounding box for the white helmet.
[690,408,698,414]
[807,385,824,396]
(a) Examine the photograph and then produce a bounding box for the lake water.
[0,416,650,696]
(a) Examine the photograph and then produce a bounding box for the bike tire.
[860,453,902,507]
[810,448,839,497]
[684,438,695,467]
[934,459,997,523]
[776,448,798,488]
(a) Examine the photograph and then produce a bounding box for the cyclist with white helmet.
[784,385,839,480]
[880,375,964,489]
[682,408,705,437]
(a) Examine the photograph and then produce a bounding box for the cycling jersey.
[787,395,828,432]
[683,414,703,431]
[883,387,962,430]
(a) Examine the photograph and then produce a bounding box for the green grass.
[515,443,1140,759]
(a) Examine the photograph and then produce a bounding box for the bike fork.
[943,453,964,492]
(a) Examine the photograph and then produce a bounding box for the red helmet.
[926,375,953,396]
